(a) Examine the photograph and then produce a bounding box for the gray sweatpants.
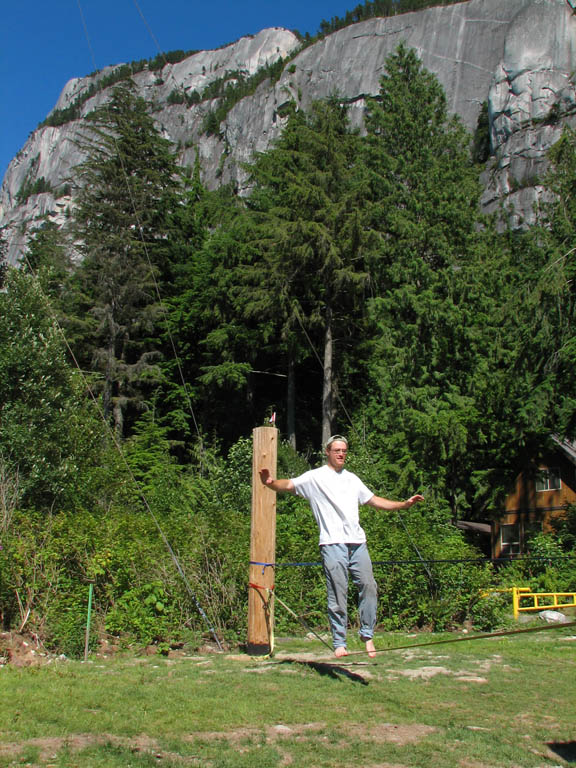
[320,542,378,650]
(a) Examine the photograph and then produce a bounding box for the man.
[259,435,424,658]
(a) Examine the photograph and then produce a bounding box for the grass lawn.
[0,626,574,767]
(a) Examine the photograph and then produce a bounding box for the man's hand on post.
[259,468,272,485]
[258,472,294,493]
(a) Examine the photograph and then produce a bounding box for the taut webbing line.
[249,582,576,659]
[251,555,576,571]
[340,620,576,658]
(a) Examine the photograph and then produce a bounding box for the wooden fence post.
[247,426,278,655]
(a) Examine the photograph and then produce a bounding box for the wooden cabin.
[491,437,576,559]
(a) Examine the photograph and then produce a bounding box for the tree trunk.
[113,398,124,440]
[287,353,296,450]
[102,344,114,422]
[322,305,334,445]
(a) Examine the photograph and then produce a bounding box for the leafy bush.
[468,587,512,631]
[106,580,174,643]
[2,430,574,653]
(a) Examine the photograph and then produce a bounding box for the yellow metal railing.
[512,587,576,619]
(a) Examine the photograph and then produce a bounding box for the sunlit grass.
[0,627,574,767]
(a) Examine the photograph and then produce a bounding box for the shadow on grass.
[277,658,370,685]
[547,742,576,763]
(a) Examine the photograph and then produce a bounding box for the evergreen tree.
[162,186,263,449]
[509,126,576,439]
[357,43,493,514]
[239,100,368,446]
[23,222,72,305]
[69,82,190,438]
[0,268,105,508]
[24,221,70,275]
[170,101,369,449]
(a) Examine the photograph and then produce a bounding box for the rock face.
[1,0,575,264]
[482,0,576,226]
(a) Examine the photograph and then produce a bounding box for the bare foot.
[365,638,376,658]
[334,646,349,658]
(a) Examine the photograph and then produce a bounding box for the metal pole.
[84,582,94,661]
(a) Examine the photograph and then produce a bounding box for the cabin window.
[500,522,521,556]
[535,467,561,492]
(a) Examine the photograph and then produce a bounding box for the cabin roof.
[552,435,576,466]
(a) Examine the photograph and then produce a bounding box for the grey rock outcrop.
[482,0,576,227]
[1,0,575,265]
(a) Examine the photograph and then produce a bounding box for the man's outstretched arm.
[259,468,295,494]
[365,493,425,510]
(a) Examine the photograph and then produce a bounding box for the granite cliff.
[1,0,575,265]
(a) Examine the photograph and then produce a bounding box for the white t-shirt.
[291,465,374,546]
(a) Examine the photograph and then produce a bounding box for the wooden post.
[247,426,278,655]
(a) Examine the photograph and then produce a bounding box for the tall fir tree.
[23,221,72,306]
[162,186,264,449]
[239,100,368,446]
[0,268,105,508]
[357,43,495,515]
[69,81,191,438]
[508,126,576,440]
[170,101,369,448]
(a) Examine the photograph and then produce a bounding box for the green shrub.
[3,431,573,651]
[106,580,175,643]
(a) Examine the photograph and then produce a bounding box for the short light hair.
[324,434,348,452]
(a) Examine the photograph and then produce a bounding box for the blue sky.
[1,0,356,180]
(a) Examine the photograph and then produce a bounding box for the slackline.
[329,619,576,658]
[249,580,576,660]
[258,621,576,666]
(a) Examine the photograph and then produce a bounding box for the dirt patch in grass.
[186,721,327,745]
[0,718,439,764]
[187,720,434,746]
[184,722,432,768]
[389,665,452,680]
[353,722,436,744]
[385,653,507,683]
[357,764,410,768]
[0,732,199,764]
[458,761,496,768]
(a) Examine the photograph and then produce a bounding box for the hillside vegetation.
[1,43,575,654]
